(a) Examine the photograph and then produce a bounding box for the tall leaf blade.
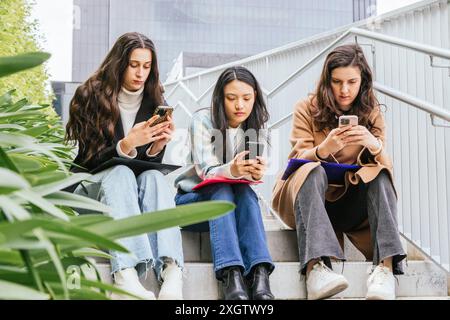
[87,201,234,239]
[45,191,112,214]
[15,190,70,221]
[0,52,51,78]
[0,280,49,300]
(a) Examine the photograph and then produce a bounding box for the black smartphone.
[244,141,265,160]
[151,106,173,126]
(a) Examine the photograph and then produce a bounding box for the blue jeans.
[175,183,274,278]
[74,165,184,281]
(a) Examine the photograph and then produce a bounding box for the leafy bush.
[0,0,52,104]
[0,52,233,299]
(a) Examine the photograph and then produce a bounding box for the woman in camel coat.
[272,44,406,300]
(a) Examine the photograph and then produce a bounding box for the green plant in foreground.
[0,52,234,299]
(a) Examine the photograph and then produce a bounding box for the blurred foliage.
[0,0,53,105]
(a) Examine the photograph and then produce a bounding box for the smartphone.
[245,141,265,160]
[151,106,173,126]
[338,115,358,127]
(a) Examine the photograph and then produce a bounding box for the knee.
[207,183,234,199]
[234,184,258,201]
[138,169,165,183]
[370,170,392,188]
[304,166,327,186]
[102,165,136,186]
[137,170,172,194]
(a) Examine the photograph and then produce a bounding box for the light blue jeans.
[74,165,184,281]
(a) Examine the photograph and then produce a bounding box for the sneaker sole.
[308,279,349,300]
[366,291,395,300]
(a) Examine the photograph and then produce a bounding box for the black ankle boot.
[220,266,249,300]
[248,264,274,300]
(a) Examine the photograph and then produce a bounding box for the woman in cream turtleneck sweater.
[66,32,184,300]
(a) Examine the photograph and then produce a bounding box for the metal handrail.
[269,27,450,97]
[166,27,450,124]
[373,82,450,122]
[267,82,450,130]
[351,27,450,60]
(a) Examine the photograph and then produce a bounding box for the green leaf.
[32,173,91,196]
[69,214,112,227]
[0,90,15,106]
[20,125,50,138]
[15,190,70,221]
[0,249,22,266]
[0,52,51,78]
[0,110,47,121]
[3,98,28,113]
[0,124,26,130]
[0,194,31,221]
[0,146,20,173]
[0,279,50,300]
[44,191,112,214]
[0,131,36,147]
[24,171,68,186]
[71,248,112,260]
[4,239,47,250]
[7,154,43,172]
[0,218,128,253]
[55,286,109,300]
[33,229,68,299]
[87,201,234,239]
[0,168,30,194]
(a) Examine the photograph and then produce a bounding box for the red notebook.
[192,177,262,191]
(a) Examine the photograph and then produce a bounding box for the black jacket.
[67,93,166,191]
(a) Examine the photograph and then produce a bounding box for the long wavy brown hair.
[65,32,163,164]
[312,44,379,131]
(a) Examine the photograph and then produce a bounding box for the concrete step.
[181,225,390,262]
[95,260,448,300]
[92,227,368,265]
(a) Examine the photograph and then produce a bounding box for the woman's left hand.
[248,156,267,181]
[148,116,175,155]
[341,125,380,151]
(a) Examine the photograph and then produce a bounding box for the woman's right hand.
[120,115,170,155]
[230,151,258,178]
[316,126,352,159]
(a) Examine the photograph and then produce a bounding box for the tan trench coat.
[271,97,395,259]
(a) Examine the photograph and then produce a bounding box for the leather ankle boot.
[248,264,274,300]
[221,266,249,300]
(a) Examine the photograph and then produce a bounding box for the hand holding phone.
[150,106,173,127]
[317,116,358,158]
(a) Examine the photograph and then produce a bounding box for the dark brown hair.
[65,32,163,164]
[211,66,269,138]
[312,44,379,131]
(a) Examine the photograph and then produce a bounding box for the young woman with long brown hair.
[66,32,184,300]
[272,44,406,300]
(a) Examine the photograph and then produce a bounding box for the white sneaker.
[306,261,349,300]
[366,265,396,300]
[110,268,156,300]
[158,263,183,300]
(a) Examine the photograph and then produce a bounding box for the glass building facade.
[72,0,376,82]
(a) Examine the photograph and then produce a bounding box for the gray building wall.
[51,81,81,125]
[72,0,110,84]
[72,0,376,83]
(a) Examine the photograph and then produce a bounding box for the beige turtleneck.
[118,86,144,136]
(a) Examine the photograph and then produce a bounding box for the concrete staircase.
[94,216,448,300]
